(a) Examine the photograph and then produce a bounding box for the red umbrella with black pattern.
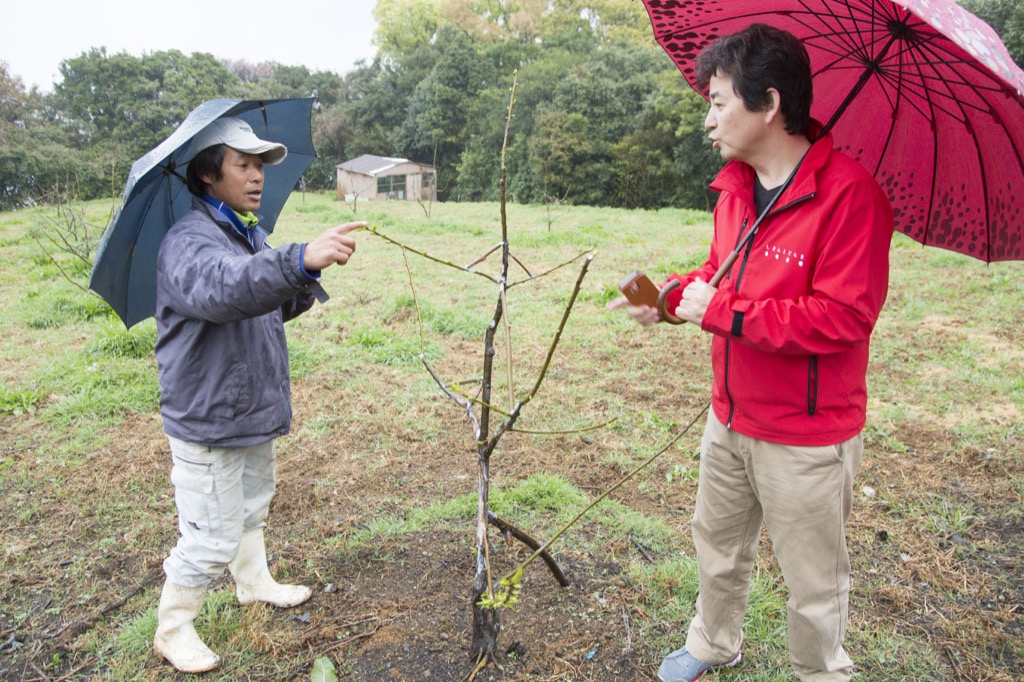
[642,0,1024,262]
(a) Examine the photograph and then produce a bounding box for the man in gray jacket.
[151,117,364,673]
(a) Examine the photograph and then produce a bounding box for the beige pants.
[684,410,862,681]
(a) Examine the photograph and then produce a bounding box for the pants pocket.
[171,456,215,532]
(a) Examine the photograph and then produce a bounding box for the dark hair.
[695,23,812,135]
[185,144,228,196]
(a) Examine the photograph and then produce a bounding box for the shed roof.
[337,154,431,176]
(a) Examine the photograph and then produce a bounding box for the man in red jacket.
[609,24,892,682]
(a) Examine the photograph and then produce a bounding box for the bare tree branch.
[507,250,592,289]
[465,242,504,270]
[421,357,481,437]
[401,248,426,349]
[507,251,533,278]
[499,283,515,411]
[465,242,532,280]
[487,512,569,587]
[366,227,498,284]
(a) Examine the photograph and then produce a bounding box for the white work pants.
[162,437,276,588]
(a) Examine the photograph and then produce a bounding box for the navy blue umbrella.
[89,97,316,328]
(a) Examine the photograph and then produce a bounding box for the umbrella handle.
[656,281,685,325]
[655,251,741,325]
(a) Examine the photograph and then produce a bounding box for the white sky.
[1,0,379,92]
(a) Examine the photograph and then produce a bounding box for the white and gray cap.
[187,117,288,165]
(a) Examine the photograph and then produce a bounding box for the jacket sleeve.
[281,288,316,322]
[701,178,893,355]
[159,229,314,324]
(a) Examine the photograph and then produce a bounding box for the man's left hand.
[674,277,716,326]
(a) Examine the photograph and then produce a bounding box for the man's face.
[202,148,265,213]
[704,73,766,163]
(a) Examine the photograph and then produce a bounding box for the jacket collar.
[710,119,833,210]
[192,195,268,253]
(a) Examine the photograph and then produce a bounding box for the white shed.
[336,154,436,202]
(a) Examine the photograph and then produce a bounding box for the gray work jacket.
[154,197,316,447]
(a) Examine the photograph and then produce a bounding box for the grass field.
[0,192,1021,681]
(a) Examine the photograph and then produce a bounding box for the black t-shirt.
[754,175,783,217]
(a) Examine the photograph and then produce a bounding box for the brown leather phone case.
[618,271,659,307]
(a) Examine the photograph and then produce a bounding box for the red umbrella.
[642,0,1024,262]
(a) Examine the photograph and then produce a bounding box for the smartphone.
[618,271,660,307]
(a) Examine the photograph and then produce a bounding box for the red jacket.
[664,127,893,446]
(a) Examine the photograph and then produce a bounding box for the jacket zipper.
[807,355,818,416]
[723,192,815,429]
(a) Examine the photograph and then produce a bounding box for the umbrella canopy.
[89,98,316,328]
[642,0,1024,262]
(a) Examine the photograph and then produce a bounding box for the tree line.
[1,0,1020,213]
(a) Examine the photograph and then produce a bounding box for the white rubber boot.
[153,581,221,673]
[229,529,312,608]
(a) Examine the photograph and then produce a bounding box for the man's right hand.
[606,296,660,327]
[304,221,365,271]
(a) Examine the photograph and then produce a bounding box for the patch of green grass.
[25,289,113,328]
[397,216,488,238]
[289,200,341,219]
[653,252,709,277]
[332,489,481,554]
[665,462,699,484]
[104,589,247,680]
[847,624,948,680]
[14,497,40,522]
[585,282,623,306]
[629,555,701,625]
[1012,374,1024,410]
[921,494,976,542]
[499,471,588,515]
[37,352,159,426]
[0,235,28,247]
[288,339,318,379]
[298,414,340,439]
[391,293,488,340]
[333,471,678,566]
[513,223,611,250]
[85,319,156,359]
[639,410,679,434]
[630,557,790,678]
[110,602,158,658]
[0,384,45,415]
[592,500,678,554]
[862,421,910,453]
[345,323,441,366]
[335,477,584,555]
[653,207,713,227]
[63,257,92,279]
[601,449,647,473]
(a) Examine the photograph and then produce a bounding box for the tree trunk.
[470,579,500,660]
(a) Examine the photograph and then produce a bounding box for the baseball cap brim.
[187,117,288,165]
